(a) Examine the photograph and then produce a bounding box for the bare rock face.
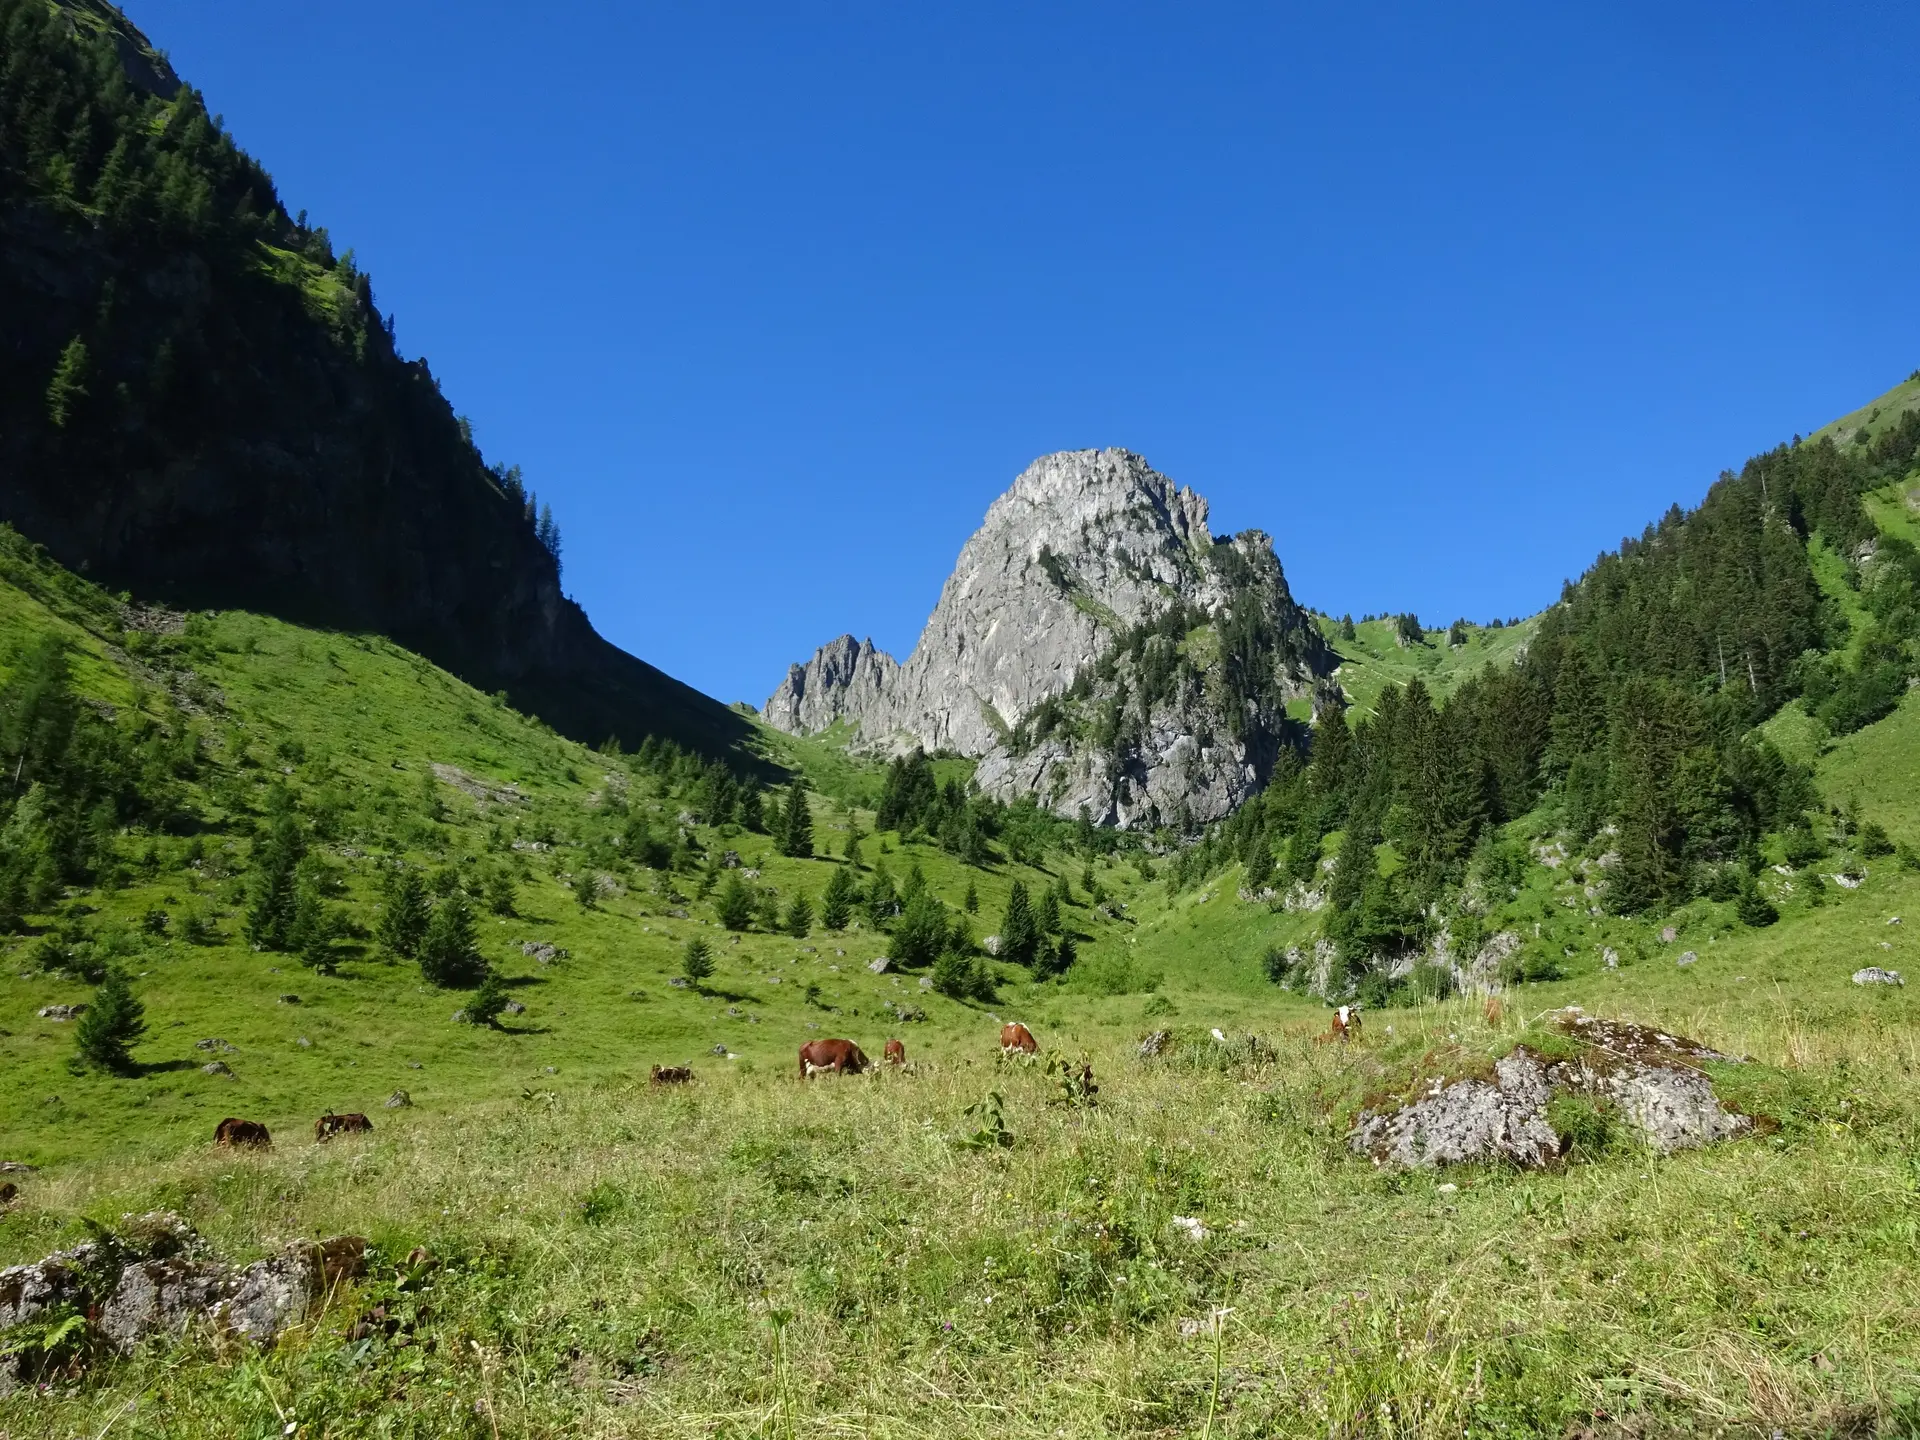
[766,635,901,736]
[100,1257,231,1355]
[766,450,1329,826]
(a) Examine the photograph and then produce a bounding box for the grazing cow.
[214,1117,272,1149]
[884,1038,906,1067]
[798,1038,870,1079]
[1329,1005,1361,1042]
[650,1064,694,1084]
[1000,1022,1038,1055]
[314,1112,373,1142]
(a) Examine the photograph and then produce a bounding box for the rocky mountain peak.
[766,449,1332,827]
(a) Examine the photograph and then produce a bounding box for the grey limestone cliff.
[766,449,1331,826]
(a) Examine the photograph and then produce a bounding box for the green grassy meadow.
[4,535,1920,1435]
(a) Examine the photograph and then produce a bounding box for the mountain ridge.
[767,447,1331,826]
[0,0,748,758]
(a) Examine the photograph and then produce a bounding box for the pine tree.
[378,867,430,959]
[681,936,714,989]
[1035,887,1061,936]
[963,878,979,914]
[821,865,857,930]
[290,865,339,974]
[785,892,813,938]
[843,820,864,866]
[893,888,952,968]
[716,872,754,931]
[573,867,599,909]
[1735,878,1778,928]
[45,336,89,428]
[70,966,145,1074]
[1000,882,1038,966]
[419,893,484,987]
[245,814,305,951]
[464,967,509,1026]
[781,783,814,858]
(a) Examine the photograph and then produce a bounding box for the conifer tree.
[716,872,753,931]
[378,867,430,959]
[964,878,979,914]
[681,936,714,989]
[45,336,88,428]
[999,881,1038,966]
[70,966,145,1074]
[419,893,484,987]
[1035,887,1061,936]
[573,868,599,909]
[893,888,952,968]
[785,891,813,938]
[821,865,857,930]
[781,783,814,858]
[245,814,305,951]
[463,967,509,1026]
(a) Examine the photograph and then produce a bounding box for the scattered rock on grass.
[1676,951,1697,967]
[200,1061,234,1077]
[1350,1008,1751,1170]
[1853,967,1905,986]
[384,1090,412,1108]
[36,1004,84,1021]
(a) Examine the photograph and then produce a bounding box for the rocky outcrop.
[0,1212,364,1393]
[1349,1009,1753,1171]
[767,449,1330,825]
[765,635,901,736]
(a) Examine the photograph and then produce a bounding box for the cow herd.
[203,1020,1063,1149]
[211,1111,371,1150]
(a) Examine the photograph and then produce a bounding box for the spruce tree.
[245,814,305,951]
[781,783,814,858]
[716,872,754,931]
[45,336,89,428]
[419,893,484,987]
[573,868,599,909]
[464,967,509,1026]
[893,888,952,968]
[1035,887,1061,937]
[1735,878,1779,927]
[378,867,430,959]
[821,865,857,930]
[999,882,1038,966]
[70,966,145,1074]
[785,891,813,938]
[963,878,979,914]
[681,936,714,989]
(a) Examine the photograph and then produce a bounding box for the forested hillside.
[1166,409,1920,1001]
[0,0,745,754]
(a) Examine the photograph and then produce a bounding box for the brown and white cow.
[1000,1022,1038,1055]
[883,1038,906,1067]
[314,1112,373,1142]
[799,1038,870,1079]
[214,1117,272,1149]
[1328,1005,1361,1042]
[650,1064,694,1084]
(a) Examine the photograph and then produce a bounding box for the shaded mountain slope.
[0,0,746,756]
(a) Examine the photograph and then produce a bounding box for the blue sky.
[130,2,1920,705]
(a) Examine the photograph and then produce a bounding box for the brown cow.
[1319,1005,1361,1043]
[650,1064,694,1084]
[799,1038,870,1079]
[883,1038,906,1067]
[214,1117,272,1149]
[0,1181,17,1205]
[1000,1022,1038,1055]
[315,1112,373,1142]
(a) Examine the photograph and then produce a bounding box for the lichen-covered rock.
[1349,1051,1561,1170]
[1853,966,1905,986]
[1350,1011,1755,1170]
[213,1236,367,1347]
[99,1257,230,1354]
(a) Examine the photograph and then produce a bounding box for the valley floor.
[4,880,1918,1437]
